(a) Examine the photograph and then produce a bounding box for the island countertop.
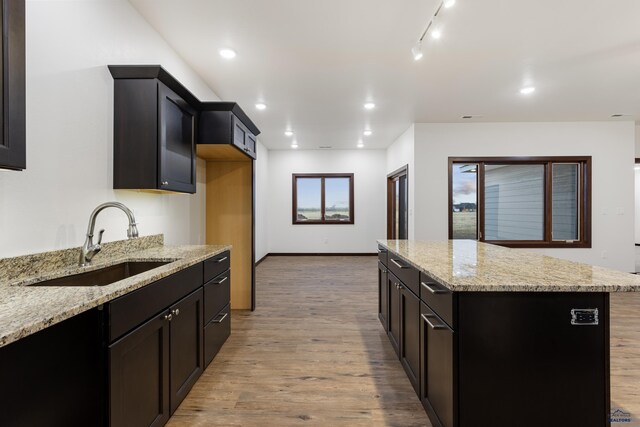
[378,239,640,293]
[0,236,231,348]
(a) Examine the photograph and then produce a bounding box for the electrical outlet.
[616,207,625,215]
[601,250,607,259]
[323,238,328,244]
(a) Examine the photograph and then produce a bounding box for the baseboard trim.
[255,252,376,266]
[255,254,269,267]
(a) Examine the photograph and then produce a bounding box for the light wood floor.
[167,256,640,427]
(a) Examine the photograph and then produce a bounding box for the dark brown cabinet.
[378,247,611,427]
[387,272,401,356]
[199,102,260,160]
[109,310,171,427]
[400,285,420,395]
[169,289,204,413]
[0,0,25,171]
[420,303,455,427]
[109,65,198,193]
[203,265,231,366]
[378,261,388,330]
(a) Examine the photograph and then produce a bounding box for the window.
[293,173,354,224]
[449,157,591,248]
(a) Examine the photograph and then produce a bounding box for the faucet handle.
[96,229,105,246]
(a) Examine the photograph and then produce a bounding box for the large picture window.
[448,157,591,248]
[292,173,354,224]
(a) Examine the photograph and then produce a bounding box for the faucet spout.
[79,202,139,267]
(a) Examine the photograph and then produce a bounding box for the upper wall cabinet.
[197,103,260,161]
[109,65,198,194]
[0,0,25,171]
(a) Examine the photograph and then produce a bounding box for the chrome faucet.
[79,202,139,266]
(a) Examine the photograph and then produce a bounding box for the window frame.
[292,173,355,225]
[448,156,592,248]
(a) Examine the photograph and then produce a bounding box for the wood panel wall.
[205,161,252,309]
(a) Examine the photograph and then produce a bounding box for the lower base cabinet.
[0,252,232,427]
[169,288,204,413]
[420,302,455,427]
[204,302,231,365]
[400,285,420,395]
[387,272,401,355]
[379,257,611,427]
[109,310,171,427]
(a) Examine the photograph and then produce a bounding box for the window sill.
[484,241,591,249]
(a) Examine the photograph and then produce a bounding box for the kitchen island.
[377,239,640,427]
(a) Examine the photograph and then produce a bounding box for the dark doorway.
[387,165,408,239]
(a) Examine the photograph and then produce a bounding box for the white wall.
[412,122,635,272]
[0,0,220,258]
[255,141,269,261]
[386,125,415,239]
[266,150,386,253]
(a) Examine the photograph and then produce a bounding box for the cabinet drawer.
[420,272,454,328]
[204,269,231,324]
[378,245,388,266]
[388,255,419,296]
[204,251,230,283]
[204,304,231,367]
[107,263,202,342]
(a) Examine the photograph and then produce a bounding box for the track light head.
[411,43,424,61]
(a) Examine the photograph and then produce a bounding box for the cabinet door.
[109,311,170,427]
[169,288,204,414]
[232,115,247,151]
[378,261,388,330]
[387,272,401,356]
[244,133,257,159]
[420,303,455,427]
[158,82,196,193]
[0,0,25,171]
[400,286,420,395]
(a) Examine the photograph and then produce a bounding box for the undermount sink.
[29,261,170,287]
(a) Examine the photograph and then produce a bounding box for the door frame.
[387,165,409,239]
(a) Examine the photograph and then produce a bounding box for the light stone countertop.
[0,236,231,348]
[378,239,640,292]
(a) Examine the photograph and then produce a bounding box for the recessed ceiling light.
[431,28,442,39]
[519,86,536,95]
[255,103,267,110]
[219,48,236,59]
[444,0,456,8]
[363,130,372,136]
[285,130,294,137]
[357,141,364,148]
[364,102,376,110]
[291,142,298,149]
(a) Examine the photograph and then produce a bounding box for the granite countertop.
[378,239,640,292]
[0,235,231,348]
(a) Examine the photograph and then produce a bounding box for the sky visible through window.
[452,165,477,205]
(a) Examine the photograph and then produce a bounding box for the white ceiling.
[129,0,640,150]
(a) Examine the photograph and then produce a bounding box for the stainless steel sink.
[29,261,170,287]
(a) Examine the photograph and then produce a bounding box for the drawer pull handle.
[171,309,180,316]
[421,281,448,294]
[213,256,228,263]
[213,276,228,285]
[377,249,387,253]
[421,313,447,330]
[164,313,173,321]
[390,259,409,269]
[212,312,228,324]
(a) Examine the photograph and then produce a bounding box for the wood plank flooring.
[167,256,640,427]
